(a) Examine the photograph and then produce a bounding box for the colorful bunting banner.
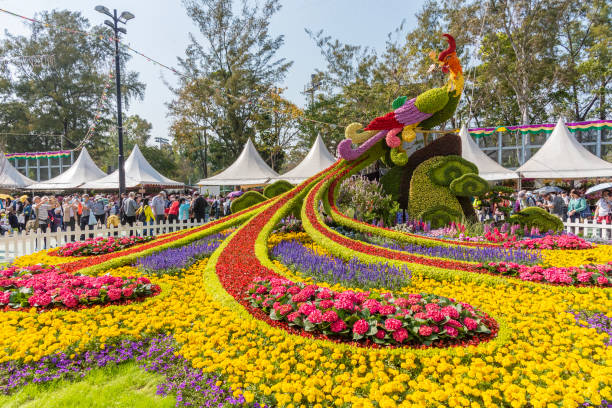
[468,120,612,138]
[5,150,71,161]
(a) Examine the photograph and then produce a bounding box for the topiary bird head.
[429,34,464,96]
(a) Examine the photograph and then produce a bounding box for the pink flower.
[318,299,334,309]
[0,291,10,304]
[61,294,78,308]
[362,298,381,313]
[394,298,410,308]
[597,275,609,285]
[375,329,386,339]
[121,287,134,298]
[425,303,440,312]
[384,318,402,331]
[426,310,445,322]
[352,319,369,335]
[287,312,300,322]
[414,312,427,320]
[334,298,355,311]
[107,288,122,301]
[298,303,316,316]
[278,304,293,315]
[441,306,459,319]
[322,310,339,323]
[317,290,333,299]
[446,319,462,328]
[418,326,433,336]
[287,286,301,295]
[307,309,324,324]
[255,286,268,294]
[410,305,423,313]
[463,317,478,330]
[378,305,396,316]
[444,325,459,337]
[392,328,408,343]
[269,286,287,295]
[330,319,347,332]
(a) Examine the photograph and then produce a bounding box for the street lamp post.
[95,6,134,194]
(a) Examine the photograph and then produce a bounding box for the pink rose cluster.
[0,266,160,310]
[54,236,153,257]
[246,277,491,347]
[503,235,593,250]
[476,261,611,287]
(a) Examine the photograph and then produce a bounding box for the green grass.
[0,362,175,408]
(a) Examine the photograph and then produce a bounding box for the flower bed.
[247,277,496,347]
[476,261,612,286]
[0,335,262,406]
[0,268,160,310]
[52,236,154,257]
[272,239,411,290]
[504,234,593,250]
[135,233,226,277]
[332,225,541,264]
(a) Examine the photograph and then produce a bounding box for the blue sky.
[0,0,426,142]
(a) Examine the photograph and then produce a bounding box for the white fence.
[564,219,612,241]
[0,219,207,260]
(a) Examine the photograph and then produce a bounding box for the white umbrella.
[585,182,612,196]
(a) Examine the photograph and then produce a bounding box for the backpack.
[138,206,147,222]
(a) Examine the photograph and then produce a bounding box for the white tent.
[459,125,518,180]
[0,153,35,189]
[81,145,184,189]
[197,138,279,186]
[274,135,336,184]
[517,118,612,178]
[27,148,106,190]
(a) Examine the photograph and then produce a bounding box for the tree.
[169,0,292,176]
[253,87,301,171]
[0,10,145,159]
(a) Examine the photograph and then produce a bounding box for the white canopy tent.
[0,153,35,189]
[274,135,336,184]
[459,125,518,180]
[81,145,183,190]
[197,138,279,186]
[517,118,612,179]
[27,147,106,190]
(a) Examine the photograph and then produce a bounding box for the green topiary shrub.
[427,155,478,187]
[263,180,294,198]
[398,133,462,209]
[509,207,564,232]
[450,173,489,197]
[408,156,463,225]
[419,205,463,229]
[230,191,267,213]
[380,166,403,202]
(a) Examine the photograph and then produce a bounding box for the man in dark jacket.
[191,192,208,223]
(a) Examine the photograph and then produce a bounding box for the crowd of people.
[474,188,612,224]
[0,190,237,236]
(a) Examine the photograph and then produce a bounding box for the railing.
[564,219,612,241]
[0,219,208,260]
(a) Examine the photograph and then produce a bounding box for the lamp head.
[95,5,112,18]
[104,20,114,29]
[120,11,135,21]
[117,27,127,35]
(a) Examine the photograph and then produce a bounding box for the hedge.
[263,180,294,198]
[509,206,564,232]
[230,191,267,213]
